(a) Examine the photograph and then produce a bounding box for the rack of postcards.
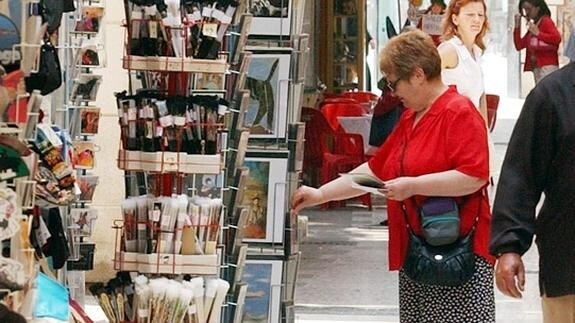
[107,1,256,322]
[231,0,309,322]
[0,0,105,320]
[60,0,108,307]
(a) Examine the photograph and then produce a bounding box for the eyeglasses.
[386,78,402,92]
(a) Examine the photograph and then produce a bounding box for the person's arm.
[437,42,458,69]
[513,14,529,50]
[490,86,555,257]
[490,86,556,300]
[479,93,488,126]
[291,162,373,212]
[382,170,485,201]
[534,16,561,46]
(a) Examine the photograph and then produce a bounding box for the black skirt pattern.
[399,256,495,323]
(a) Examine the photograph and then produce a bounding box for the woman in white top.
[438,0,499,179]
[438,0,489,124]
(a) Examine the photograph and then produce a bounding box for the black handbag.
[402,229,475,287]
[400,196,482,287]
[25,40,62,95]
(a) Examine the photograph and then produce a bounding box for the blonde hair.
[441,0,489,50]
[379,29,442,81]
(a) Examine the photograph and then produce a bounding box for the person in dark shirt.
[490,62,575,323]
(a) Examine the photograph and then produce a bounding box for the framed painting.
[242,259,283,323]
[243,51,291,140]
[242,151,288,243]
[248,0,291,36]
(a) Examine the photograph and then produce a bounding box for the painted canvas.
[243,53,290,139]
[242,160,270,240]
[242,259,282,323]
[242,154,287,243]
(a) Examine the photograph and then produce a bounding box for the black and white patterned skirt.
[399,255,495,323]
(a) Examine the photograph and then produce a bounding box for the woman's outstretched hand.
[291,185,323,214]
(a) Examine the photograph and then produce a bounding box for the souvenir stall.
[105,0,309,322]
[0,0,105,321]
[2,0,309,321]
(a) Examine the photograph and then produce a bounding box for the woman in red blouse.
[514,0,561,83]
[292,30,494,322]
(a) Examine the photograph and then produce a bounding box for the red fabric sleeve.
[445,103,489,180]
[537,16,561,46]
[513,27,528,50]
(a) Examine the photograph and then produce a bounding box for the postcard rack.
[222,1,310,322]
[53,0,109,306]
[0,0,106,317]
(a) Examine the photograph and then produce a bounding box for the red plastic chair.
[320,102,365,132]
[319,97,359,107]
[301,107,332,187]
[486,94,500,132]
[342,91,378,103]
[320,131,372,210]
[301,107,372,210]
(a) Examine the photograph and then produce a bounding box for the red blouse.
[368,87,495,270]
[514,15,561,72]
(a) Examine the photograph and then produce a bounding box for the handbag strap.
[397,132,487,237]
[400,188,486,237]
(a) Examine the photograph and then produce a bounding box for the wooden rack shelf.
[117,150,222,174]
[122,55,228,74]
[114,252,219,275]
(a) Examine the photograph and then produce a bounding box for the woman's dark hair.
[519,0,552,20]
[431,0,447,9]
[425,0,447,14]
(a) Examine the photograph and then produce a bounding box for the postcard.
[69,208,98,237]
[339,172,385,195]
[72,141,95,169]
[74,6,104,34]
